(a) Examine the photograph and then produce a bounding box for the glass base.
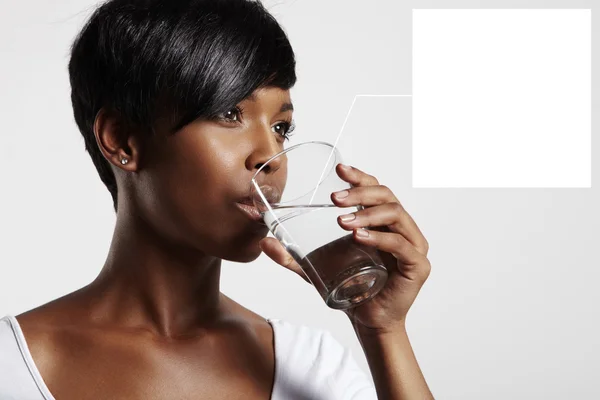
[325,263,388,310]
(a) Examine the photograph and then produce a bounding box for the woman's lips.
[235,185,279,225]
[235,202,265,223]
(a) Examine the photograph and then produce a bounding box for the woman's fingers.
[352,228,431,281]
[334,163,381,188]
[259,237,310,284]
[331,185,398,207]
[336,202,429,256]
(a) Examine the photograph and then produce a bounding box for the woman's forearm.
[356,322,434,400]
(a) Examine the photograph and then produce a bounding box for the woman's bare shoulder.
[219,293,274,344]
[15,286,100,375]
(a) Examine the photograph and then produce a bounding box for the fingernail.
[339,213,355,222]
[340,164,351,171]
[356,228,369,238]
[334,190,349,199]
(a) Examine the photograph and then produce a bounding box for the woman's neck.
[87,209,225,338]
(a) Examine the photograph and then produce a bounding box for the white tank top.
[0,315,377,399]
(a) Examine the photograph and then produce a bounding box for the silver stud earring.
[120,158,129,165]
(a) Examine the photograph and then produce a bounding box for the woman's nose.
[246,130,284,175]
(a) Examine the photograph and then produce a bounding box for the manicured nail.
[356,228,369,238]
[339,213,355,222]
[334,190,349,199]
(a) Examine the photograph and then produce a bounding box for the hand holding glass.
[251,141,388,310]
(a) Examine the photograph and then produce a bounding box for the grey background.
[0,0,597,398]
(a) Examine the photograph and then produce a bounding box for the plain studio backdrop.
[0,0,598,399]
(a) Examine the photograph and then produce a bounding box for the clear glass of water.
[250,141,388,310]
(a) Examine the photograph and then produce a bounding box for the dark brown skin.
[17,86,294,399]
[17,84,435,399]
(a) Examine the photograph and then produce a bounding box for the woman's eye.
[272,121,296,140]
[218,107,242,122]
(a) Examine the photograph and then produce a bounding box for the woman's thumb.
[259,237,310,284]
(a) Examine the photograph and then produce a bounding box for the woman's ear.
[93,108,141,171]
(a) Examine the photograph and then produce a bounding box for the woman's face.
[137,86,294,262]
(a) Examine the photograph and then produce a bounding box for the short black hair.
[68,0,297,212]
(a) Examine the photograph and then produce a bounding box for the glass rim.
[251,140,341,183]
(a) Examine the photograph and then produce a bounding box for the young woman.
[0,0,434,398]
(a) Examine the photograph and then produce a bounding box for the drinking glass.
[251,141,388,310]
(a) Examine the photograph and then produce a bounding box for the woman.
[0,0,434,398]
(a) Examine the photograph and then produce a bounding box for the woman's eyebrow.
[280,102,294,112]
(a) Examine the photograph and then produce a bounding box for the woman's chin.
[221,232,268,263]
[223,247,262,263]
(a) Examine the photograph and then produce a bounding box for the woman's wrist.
[351,318,434,400]
[351,318,408,339]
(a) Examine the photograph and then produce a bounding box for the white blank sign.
[412,9,591,188]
